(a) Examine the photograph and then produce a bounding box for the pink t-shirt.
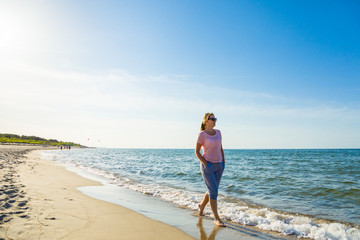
[197,129,223,163]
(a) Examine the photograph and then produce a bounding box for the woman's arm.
[221,145,225,163]
[195,143,207,167]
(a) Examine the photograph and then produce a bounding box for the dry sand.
[0,145,194,240]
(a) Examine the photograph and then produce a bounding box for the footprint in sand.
[0,214,7,221]
[3,202,11,209]
[18,201,28,207]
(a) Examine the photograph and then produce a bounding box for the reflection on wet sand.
[197,217,222,240]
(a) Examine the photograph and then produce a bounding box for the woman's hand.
[201,160,207,168]
[196,143,207,167]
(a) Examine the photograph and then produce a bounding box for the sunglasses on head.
[208,117,217,121]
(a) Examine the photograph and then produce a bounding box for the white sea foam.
[116,179,360,240]
[41,151,360,240]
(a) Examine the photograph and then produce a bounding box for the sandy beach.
[0,145,194,240]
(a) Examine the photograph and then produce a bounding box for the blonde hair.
[200,112,214,131]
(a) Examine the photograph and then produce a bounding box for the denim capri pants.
[201,161,225,200]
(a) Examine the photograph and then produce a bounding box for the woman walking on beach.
[195,113,226,227]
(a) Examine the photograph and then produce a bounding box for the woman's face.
[207,114,216,128]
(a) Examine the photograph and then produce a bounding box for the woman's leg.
[200,163,225,226]
[209,199,225,226]
[198,192,209,216]
[212,162,225,226]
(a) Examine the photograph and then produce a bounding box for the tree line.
[0,133,83,147]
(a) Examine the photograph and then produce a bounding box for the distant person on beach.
[195,113,226,227]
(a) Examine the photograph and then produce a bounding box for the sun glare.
[0,4,49,58]
[0,11,27,49]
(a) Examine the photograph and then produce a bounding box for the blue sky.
[1,0,359,148]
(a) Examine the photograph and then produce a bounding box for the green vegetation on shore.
[0,133,83,147]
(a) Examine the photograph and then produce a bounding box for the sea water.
[42,148,360,240]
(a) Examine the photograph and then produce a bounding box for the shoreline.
[38,147,300,240]
[0,145,306,240]
[0,145,194,239]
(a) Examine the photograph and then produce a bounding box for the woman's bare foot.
[213,219,226,227]
[198,203,205,216]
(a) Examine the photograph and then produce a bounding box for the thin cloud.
[1,64,359,148]
[1,63,358,121]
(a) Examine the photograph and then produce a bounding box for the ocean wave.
[119,182,359,240]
